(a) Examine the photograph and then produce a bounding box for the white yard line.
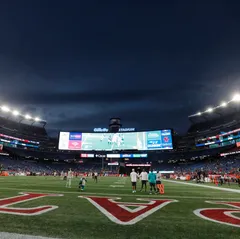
[110,185,124,187]
[114,179,126,184]
[110,178,126,187]
[0,232,61,239]
[162,179,240,194]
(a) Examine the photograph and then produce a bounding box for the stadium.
[0,95,240,239]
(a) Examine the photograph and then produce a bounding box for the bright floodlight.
[12,110,19,116]
[232,94,240,102]
[221,102,227,107]
[25,114,31,119]
[1,106,10,112]
[35,117,40,121]
[207,107,213,112]
[197,112,201,116]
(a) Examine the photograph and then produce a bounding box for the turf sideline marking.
[0,232,61,239]
[0,187,239,199]
[110,178,127,187]
[163,180,240,193]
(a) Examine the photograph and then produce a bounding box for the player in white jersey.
[60,171,64,179]
[100,133,105,142]
[140,169,148,192]
[130,169,138,193]
[117,135,122,147]
[93,172,98,183]
[111,133,119,149]
[137,138,142,150]
[66,169,73,188]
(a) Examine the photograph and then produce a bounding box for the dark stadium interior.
[0,105,240,178]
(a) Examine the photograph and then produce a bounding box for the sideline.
[0,232,60,239]
[162,179,240,194]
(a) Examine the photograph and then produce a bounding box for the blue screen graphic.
[146,130,173,149]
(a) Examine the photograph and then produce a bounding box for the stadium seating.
[0,116,48,139]
[188,111,240,134]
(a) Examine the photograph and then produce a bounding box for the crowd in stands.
[1,155,239,178]
[0,156,118,175]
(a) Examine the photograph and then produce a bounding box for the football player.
[130,169,138,193]
[94,171,98,183]
[140,169,148,192]
[79,177,87,191]
[66,169,73,188]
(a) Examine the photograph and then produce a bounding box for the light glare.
[207,107,213,112]
[221,102,227,107]
[12,110,19,116]
[232,94,240,102]
[25,114,31,119]
[1,106,10,112]
[35,117,40,121]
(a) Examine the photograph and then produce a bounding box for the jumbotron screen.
[58,130,173,151]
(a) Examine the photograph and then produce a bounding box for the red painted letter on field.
[194,201,240,227]
[0,192,62,215]
[79,196,177,225]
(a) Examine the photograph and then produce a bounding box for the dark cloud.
[0,1,240,135]
[3,82,208,106]
[50,103,192,133]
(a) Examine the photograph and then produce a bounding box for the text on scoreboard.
[58,130,173,151]
[80,153,148,158]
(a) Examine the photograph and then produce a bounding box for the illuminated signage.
[126,164,151,167]
[59,130,173,151]
[80,154,94,158]
[95,154,106,158]
[0,133,39,144]
[93,128,135,132]
[107,154,148,158]
[106,154,120,158]
[108,162,119,166]
[220,151,240,156]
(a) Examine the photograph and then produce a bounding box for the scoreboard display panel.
[58,129,173,151]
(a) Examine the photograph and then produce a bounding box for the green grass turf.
[81,132,143,150]
[0,176,239,239]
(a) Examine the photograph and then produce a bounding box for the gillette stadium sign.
[93,128,135,132]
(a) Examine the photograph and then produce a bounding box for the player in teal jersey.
[148,170,157,194]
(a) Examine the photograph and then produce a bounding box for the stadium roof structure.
[0,104,46,127]
[188,94,240,124]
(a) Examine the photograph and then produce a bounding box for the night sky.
[1,1,240,135]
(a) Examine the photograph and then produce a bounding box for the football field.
[81,133,144,150]
[0,176,239,239]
